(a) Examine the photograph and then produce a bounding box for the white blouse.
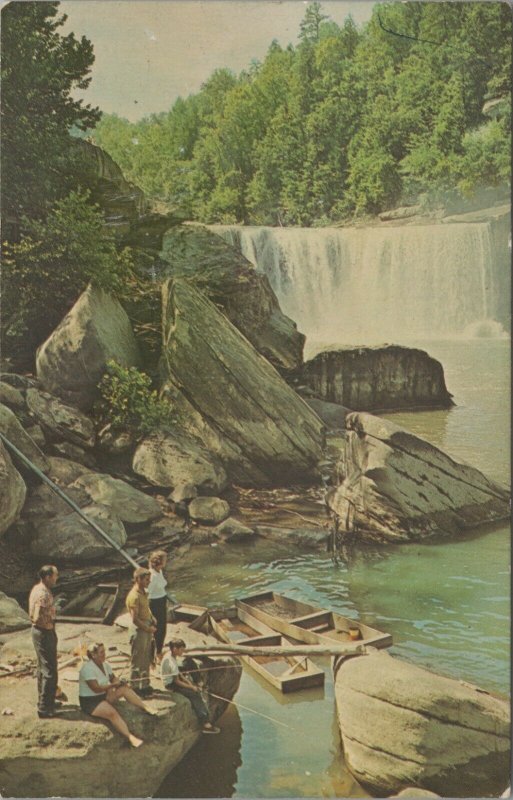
[148,568,167,600]
[79,659,114,697]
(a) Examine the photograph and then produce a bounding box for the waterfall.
[214,222,509,344]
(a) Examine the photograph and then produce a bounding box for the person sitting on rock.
[161,639,219,734]
[79,642,157,748]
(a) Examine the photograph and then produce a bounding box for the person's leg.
[149,597,167,656]
[107,684,156,713]
[174,686,209,725]
[91,700,143,747]
[34,629,58,713]
[130,631,151,690]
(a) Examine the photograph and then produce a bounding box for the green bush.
[97,361,173,434]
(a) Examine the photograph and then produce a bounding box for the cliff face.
[302,345,453,411]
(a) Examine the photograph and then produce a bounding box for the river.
[156,337,510,798]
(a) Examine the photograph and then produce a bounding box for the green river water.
[156,339,510,798]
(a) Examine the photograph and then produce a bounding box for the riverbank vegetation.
[92,2,511,225]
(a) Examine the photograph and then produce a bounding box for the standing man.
[126,567,156,697]
[29,565,60,718]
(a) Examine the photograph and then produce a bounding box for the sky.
[60,1,375,122]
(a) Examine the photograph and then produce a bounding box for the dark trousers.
[31,626,58,713]
[173,685,209,724]
[149,596,167,654]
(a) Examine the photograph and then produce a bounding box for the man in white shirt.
[161,639,219,734]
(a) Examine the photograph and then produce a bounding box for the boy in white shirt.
[161,639,219,734]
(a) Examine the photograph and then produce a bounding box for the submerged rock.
[133,431,228,495]
[161,279,324,486]
[302,346,453,411]
[0,441,26,537]
[36,285,141,411]
[214,517,255,541]
[160,224,304,373]
[327,412,509,542]
[334,650,510,797]
[0,592,30,633]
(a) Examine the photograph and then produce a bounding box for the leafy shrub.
[97,361,173,434]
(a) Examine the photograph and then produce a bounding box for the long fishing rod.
[204,689,291,729]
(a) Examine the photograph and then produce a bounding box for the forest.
[91,1,512,225]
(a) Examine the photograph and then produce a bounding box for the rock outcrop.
[0,441,26,536]
[302,346,453,411]
[36,286,141,411]
[0,591,31,633]
[26,389,96,449]
[160,225,304,373]
[70,472,162,526]
[160,279,324,486]
[0,403,50,474]
[327,412,510,542]
[188,497,230,525]
[0,620,241,798]
[334,650,510,797]
[29,504,127,563]
[132,431,228,495]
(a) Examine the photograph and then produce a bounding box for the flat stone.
[214,517,255,541]
[26,389,95,449]
[71,472,162,525]
[255,525,329,549]
[188,497,230,525]
[334,650,510,797]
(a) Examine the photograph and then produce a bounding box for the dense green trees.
[94,1,511,225]
[1,1,101,220]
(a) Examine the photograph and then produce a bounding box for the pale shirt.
[148,568,167,600]
[161,652,180,687]
[79,659,114,697]
[28,583,56,630]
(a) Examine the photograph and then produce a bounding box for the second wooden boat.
[56,582,120,625]
[174,605,325,693]
[236,591,393,650]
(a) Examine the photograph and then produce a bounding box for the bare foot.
[129,734,144,748]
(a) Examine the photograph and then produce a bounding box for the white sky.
[60,1,375,121]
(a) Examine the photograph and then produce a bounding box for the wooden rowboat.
[174,604,325,693]
[236,591,392,650]
[56,582,120,625]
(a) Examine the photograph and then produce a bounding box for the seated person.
[161,639,219,734]
[79,642,157,748]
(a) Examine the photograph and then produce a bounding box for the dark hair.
[38,565,57,580]
[133,567,150,581]
[86,642,105,660]
[167,638,186,651]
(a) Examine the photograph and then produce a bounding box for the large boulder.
[160,225,304,373]
[327,412,509,542]
[26,389,95,449]
[334,650,510,797]
[302,346,453,411]
[36,285,141,411]
[29,504,127,563]
[47,456,91,486]
[71,472,162,526]
[0,403,49,473]
[22,482,90,523]
[0,620,241,798]
[0,592,31,633]
[0,441,26,536]
[160,279,324,486]
[0,382,25,410]
[132,431,228,495]
[188,497,230,526]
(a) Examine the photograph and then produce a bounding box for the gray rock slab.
[0,441,26,537]
[161,279,324,486]
[47,456,92,486]
[334,650,510,797]
[30,503,127,563]
[327,412,510,541]
[0,382,25,409]
[0,403,49,473]
[36,284,141,411]
[26,388,95,449]
[0,591,31,633]
[71,472,162,525]
[133,431,228,494]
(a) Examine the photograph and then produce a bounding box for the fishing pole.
[203,690,291,729]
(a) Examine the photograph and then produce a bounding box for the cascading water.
[214,222,509,344]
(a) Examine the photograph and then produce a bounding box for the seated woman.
[79,642,157,748]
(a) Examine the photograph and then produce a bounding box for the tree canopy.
[93,1,511,225]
